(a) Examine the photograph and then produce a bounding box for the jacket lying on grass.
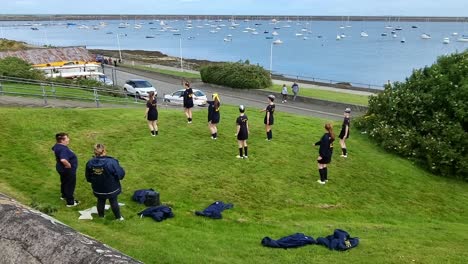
[261,233,316,248]
[317,229,359,251]
[138,205,174,222]
[195,201,233,219]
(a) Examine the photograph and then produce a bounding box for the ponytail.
[94,143,106,157]
[325,123,335,141]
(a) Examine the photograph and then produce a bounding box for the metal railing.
[271,71,384,92]
[0,76,146,107]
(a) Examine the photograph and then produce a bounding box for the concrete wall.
[0,193,141,264]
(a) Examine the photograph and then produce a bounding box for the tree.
[355,50,468,180]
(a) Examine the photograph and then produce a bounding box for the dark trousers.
[59,170,76,205]
[97,195,121,219]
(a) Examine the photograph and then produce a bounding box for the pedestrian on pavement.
[145,91,158,136]
[261,95,276,141]
[314,123,335,185]
[207,93,221,139]
[52,132,79,207]
[339,108,351,158]
[291,82,299,101]
[181,81,194,123]
[236,105,249,159]
[85,143,125,220]
[281,84,288,103]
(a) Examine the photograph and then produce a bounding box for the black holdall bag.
[133,188,161,206]
[144,189,160,206]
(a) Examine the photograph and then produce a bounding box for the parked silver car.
[123,79,156,98]
[163,89,207,106]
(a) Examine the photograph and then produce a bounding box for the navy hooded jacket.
[317,229,359,251]
[138,205,174,222]
[85,156,125,197]
[195,201,233,219]
[262,233,316,249]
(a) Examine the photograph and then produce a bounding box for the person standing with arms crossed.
[315,123,335,185]
[236,105,249,159]
[52,132,79,207]
[85,144,125,220]
[291,82,299,101]
[261,95,275,141]
[145,91,159,136]
[207,93,221,139]
[339,108,351,158]
[181,81,194,123]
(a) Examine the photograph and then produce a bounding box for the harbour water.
[1,19,467,88]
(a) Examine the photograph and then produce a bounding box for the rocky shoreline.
[89,48,223,71]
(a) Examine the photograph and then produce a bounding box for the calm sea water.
[1,19,467,87]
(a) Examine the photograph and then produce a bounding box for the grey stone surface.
[0,193,142,264]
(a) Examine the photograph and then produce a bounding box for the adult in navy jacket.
[52,132,79,207]
[85,144,125,220]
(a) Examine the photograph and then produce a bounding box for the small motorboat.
[420,33,431,39]
[272,39,283,45]
[443,37,450,44]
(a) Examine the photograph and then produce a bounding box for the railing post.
[41,83,47,105]
[94,88,100,108]
[51,83,56,99]
[0,81,3,96]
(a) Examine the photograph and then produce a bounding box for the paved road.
[112,67,360,120]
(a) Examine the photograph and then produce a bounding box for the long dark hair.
[325,123,335,141]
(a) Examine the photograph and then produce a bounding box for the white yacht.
[272,39,283,45]
[420,33,431,39]
[443,37,450,44]
[360,31,368,37]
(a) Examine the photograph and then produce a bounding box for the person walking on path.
[281,84,288,103]
[261,95,276,141]
[85,144,125,220]
[339,108,351,158]
[207,93,221,139]
[181,81,194,123]
[291,82,299,101]
[314,123,335,185]
[236,105,249,159]
[52,132,79,207]
[145,91,159,136]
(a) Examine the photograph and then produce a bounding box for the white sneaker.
[236,155,244,159]
[340,155,348,158]
[243,156,248,159]
[317,180,326,185]
[188,121,192,124]
[117,216,124,221]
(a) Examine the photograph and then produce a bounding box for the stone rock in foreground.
[0,193,141,264]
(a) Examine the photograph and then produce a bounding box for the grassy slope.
[0,106,467,264]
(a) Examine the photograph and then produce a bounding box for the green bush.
[0,56,45,80]
[200,61,272,89]
[355,50,468,180]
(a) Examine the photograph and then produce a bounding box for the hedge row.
[200,61,272,89]
[355,50,468,181]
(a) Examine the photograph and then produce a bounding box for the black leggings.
[97,196,121,219]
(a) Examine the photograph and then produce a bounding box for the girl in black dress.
[260,95,275,141]
[236,105,249,159]
[144,91,158,136]
[207,93,221,139]
[182,81,194,123]
[339,108,351,158]
[314,123,335,184]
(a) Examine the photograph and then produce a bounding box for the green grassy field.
[0,106,467,264]
[0,82,142,105]
[265,84,370,106]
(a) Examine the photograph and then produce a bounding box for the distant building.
[0,46,96,67]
